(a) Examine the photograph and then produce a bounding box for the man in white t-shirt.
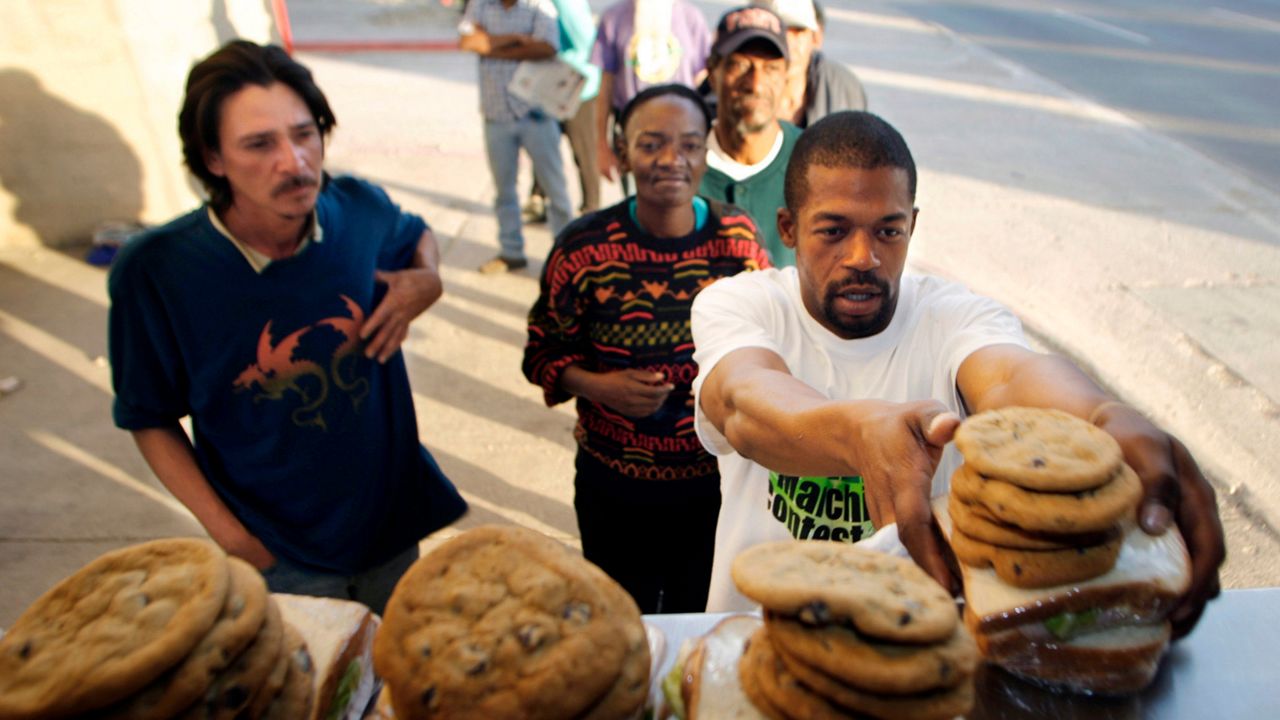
[690,111,1224,641]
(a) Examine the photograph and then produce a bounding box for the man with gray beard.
[698,5,801,267]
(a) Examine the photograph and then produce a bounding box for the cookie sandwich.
[0,538,314,720]
[941,406,1191,694]
[714,541,978,720]
[373,525,650,720]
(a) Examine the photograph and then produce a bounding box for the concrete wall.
[0,0,276,249]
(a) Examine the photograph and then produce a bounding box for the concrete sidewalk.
[2,0,1277,626]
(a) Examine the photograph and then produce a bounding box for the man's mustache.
[271,174,318,197]
[827,270,889,298]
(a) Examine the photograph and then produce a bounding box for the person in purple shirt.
[591,0,712,186]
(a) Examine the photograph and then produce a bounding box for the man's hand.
[362,266,443,363]
[1092,404,1226,638]
[851,400,962,593]
[458,25,493,54]
[131,426,278,572]
[219,529,276,571]
[567,367,673,417]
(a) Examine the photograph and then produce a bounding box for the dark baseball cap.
[711,6,789,61]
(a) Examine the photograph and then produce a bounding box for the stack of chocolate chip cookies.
[0,538,313,720]
[730,541,978,720]
[373,525,650,720]
[950,407,1144,588]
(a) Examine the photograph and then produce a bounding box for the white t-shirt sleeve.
[691,273,784,456]
[930,283,1030,407]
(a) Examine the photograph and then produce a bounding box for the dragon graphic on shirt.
[232,294,372,430]
[232,320,329,430]
[317,294,371,411]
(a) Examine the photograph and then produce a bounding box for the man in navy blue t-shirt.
[107,41,467,613]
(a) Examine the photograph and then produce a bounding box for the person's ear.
[909,207,919,238]
[615,134,630,174]
[205,149,225,178]
[778,207,798,249]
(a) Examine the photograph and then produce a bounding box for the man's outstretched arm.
[699,346,961,587]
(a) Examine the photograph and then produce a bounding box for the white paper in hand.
[508,59,586,120]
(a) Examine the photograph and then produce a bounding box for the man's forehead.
[809,163,910,184]
[220,83,312,129]
[803,164,914,208]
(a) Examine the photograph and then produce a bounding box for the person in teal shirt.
[525,0,603,221]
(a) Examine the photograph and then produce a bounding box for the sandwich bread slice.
[661,614,768,720]
[935,495,1190,694]
[274,593,380,720]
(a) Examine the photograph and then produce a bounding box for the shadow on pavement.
[0,263,108,359]
[431,449,579,536]
[406,352,576,451]
[0,70,144,248]
[432,276,536,320]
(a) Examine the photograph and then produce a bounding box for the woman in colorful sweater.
[524,84,771,613]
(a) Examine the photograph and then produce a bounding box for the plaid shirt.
[463,0,561,122]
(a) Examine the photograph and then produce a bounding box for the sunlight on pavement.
[27,429,196,520]
[0,309,111,394]
[856,67,1139,127]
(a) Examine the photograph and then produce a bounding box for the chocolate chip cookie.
[951,462,1142,534]
[100,556,269,720]
[0,538,231,719]
[948,493,1118,551]
[954,407,1122,492]
[731,540,957,644]
[950,526,1124,588]
[769,632,976,720]
[261,622,315,720]
[764,611,977,694]
[577,579,651,720]
[374,525,641,720]
[180,592,284,720]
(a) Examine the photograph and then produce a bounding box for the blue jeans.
[261,543,419,615]
[483,113,572,261]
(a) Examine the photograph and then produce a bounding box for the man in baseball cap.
[750,0,867,127]
[711,5,790,59]
[698,5,801,267]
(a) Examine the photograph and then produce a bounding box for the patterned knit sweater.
[524,197,771,481]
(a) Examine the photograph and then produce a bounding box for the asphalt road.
[882,0,1280,201]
